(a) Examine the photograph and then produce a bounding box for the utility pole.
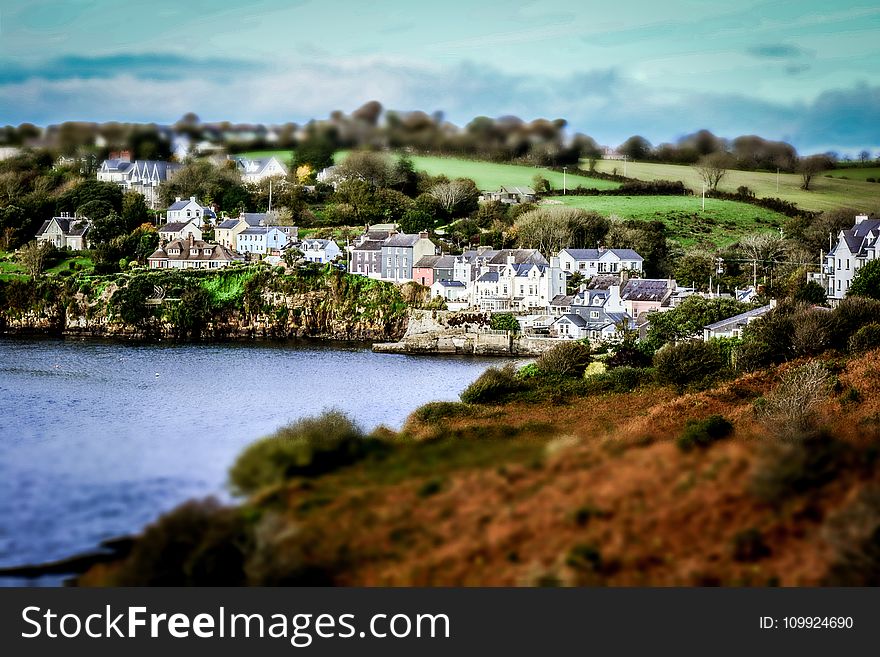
[268,179,273,213]
[562,166,567,195]
[701,184,706,212]
[752,260,757,289]
[623,155,627,177]
[776,168,779,193]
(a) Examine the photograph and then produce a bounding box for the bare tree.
[739,232,787,264]
[428,179,478,215]
[859,150,871,163]
[513,206,590,254]
[18,240,52,278]
[336,151,394,189]
[694,152,732,191]
[756,361,829,438]
[798,154,831,190]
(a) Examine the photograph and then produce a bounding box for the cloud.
[746,44,808,59]
[785,63,811,76]
[0,56,876,153]
[0,53,257,84]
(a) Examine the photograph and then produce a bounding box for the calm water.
[0,337,496,579]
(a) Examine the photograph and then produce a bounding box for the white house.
[147,236,241,270]
[430,279,469,310]
[158,220,203,244]
[703,302,775,340]
[35,214,90,250]
[236,226,289,255]
[235,156,289,184]
[300,238,341,263]
[97,158,181,208]
[811,214,879,304]
[558,248,644,276]
[470,256,566,312]
[166,196,216,228]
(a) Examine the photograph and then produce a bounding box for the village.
[25,148,878,349]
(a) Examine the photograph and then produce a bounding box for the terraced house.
[557,247,644,276]
[380,232,437,282]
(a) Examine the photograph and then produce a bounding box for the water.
[0,337,496,580]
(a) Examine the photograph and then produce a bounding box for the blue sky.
[0,0,878,153]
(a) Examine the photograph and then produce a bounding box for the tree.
[618,135,652,161]
[672,248,716,289]
[859,150,871,163]
[798,154,831,190]
[694,152,732,191]
[336,151,394,190]
[18,240,52,277]
[514,206,609,254]
[532,175,551,193]
[654,340,724,389]
[645,296,753,350]
[849,259,880,300]
[293,137,336,171]
[428,178,479,216]
[121,191,150,233]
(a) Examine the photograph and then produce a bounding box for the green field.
[825,166,880,182]
[588,160,880,213]
[334,151,620,192]
[547,195,787,247]
[238,150,295,163]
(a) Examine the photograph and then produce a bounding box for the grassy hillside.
[78,348,880,587]
[546,195,786,247]
[826,166,880,182]
[333,151,620,192]
[588,160,880,213]
[237,149,294,162]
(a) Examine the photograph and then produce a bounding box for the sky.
[0,0,878,154]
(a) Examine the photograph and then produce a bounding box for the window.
[590,311,599,319]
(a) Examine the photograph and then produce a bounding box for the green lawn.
[335,151,620,192]
[825,166,880,182]
[46,255,94,275]
[237,150,295,163]
[547,195,787,247]
[588,160,880,213]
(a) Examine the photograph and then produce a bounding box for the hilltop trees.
[514,206,609,254]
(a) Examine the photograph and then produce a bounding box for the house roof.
[384,233,426,247]
[148,238,240,262]
[159,221,195,233]
[434,279,465,288]
[217,218,241,229]
[550,294,574,307]
[240,212,272,226]
[704,304,773,331]
[555,313,588,328]
[37,217,90,237]
[621,278,674,302]
[499,185,535,195]
[486,249,548,266]
[586,275,621,290]
[353,239,383,251]
[476,271,499,283]
[561,248,643,261]
[414,255,442,269]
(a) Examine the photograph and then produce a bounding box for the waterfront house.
[349,238,385,278]
[165,196,216,228]
[470,254,566,313]
[35,214,90,250]
[810,214,879,304]
[430,279,469,309]
[158,220,203,244]
[558,247,644,276]
[147,235,241,269]
[380,232,437,282]
[300,238,341,263]
[413,254,455,287]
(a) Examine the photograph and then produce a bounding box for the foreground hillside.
[79,346,880,587]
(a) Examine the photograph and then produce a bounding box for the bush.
[749,430,848,504]
[583,366,654,394]
[755,361,829,438]
[829,296,880,349]
[490,313,520,333]
[229,411,380,495]
[653,340,723,389]
[536,341,592,378]
[112,499,251,586]
[849,323,880,353]
[676,414,734,451]
[822,487,880,585]
[412,401,478,424]
[460,364,525,404]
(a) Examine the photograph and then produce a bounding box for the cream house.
[35,214,90,250]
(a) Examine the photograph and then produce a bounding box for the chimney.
[175,197,182,203]
[418,230,429,239]
[506,253,516,266]
[550,256,560,269]
[855,214,869,224]
[190,196,197,203]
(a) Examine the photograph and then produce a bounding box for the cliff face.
[0,266,410,342]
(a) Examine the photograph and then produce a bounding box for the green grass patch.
[335,151,620,191]
[825,166,880,182]
[588,159,880,213]
[237,149,295,163]
[547,194,787,247]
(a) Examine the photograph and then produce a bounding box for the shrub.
[653,340,723,389]
[849,322,880,353]
[676,414,734,451]
[536,341,592,378]
[460,364,525,404]
[229,411,379,495]
[755,361,829,438]
[412,401,478,424]
[582,366,654,394]
[822,487,880,585]
[490,313,520,333]
[112,499,251,586]
[732,528,771,562]
[749,430,848,504]
[828,296,880,349]
[848,260,880,300]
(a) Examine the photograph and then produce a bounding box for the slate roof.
[836,218,880,257]
[217,219,241,229]
[561,248,643,261]
[383,233,424,247]
[499,185,536,195]
[37,217,90,237]
[550,294,574,307]
[434,279,465,288]
[353,239,383,251]
[555,313,588,328]
[486,249,548,266]
[704,304,773,331]
[414,255,442,269]
[148,239,240,263]
[158,221,194,233]
[476,271,499,283]
[621,279,673,302]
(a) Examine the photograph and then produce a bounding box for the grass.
[335,151,620,192]
[588,160,880,213]
[825,166,880,182]
[546,195,787,247]
[45,255,94,275]
[237,150,295,163]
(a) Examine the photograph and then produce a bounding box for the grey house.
[380,232,436,282]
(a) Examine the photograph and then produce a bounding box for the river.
[0,337,497,583]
